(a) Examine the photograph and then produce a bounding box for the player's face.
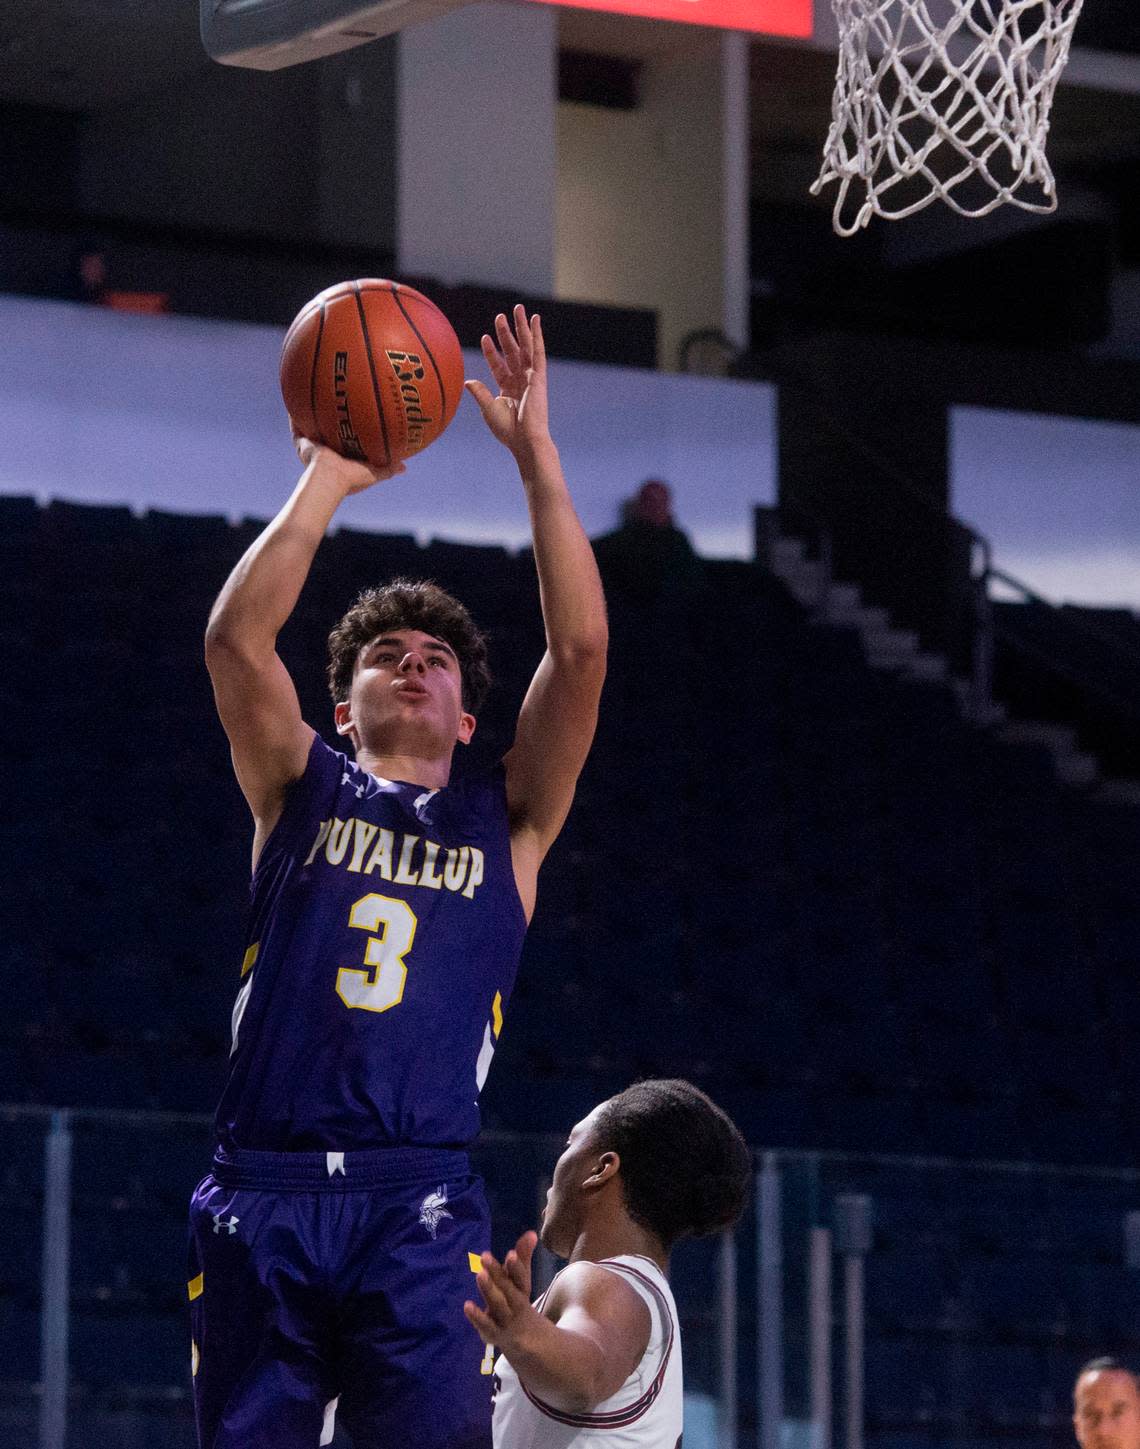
[1074,1372,1140,1449]
[337,629,475,757]
[540,1106,605,1257]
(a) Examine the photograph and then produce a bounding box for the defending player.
[466,1079,751,1448]
[189,306,607,1449]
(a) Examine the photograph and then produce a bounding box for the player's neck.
[567,1223,669,1276]
[355,746,453,790]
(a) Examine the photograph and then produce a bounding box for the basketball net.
[811,0,1085,235]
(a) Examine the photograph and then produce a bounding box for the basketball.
[280,279,465,467]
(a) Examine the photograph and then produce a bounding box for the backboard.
[201,0,474,69]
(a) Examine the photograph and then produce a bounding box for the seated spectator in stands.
[1074,1358,1140,1449]
[78,249,169,315]
[591,479,702,604]
[79,251,108,306]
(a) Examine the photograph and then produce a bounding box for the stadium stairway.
[761,529,1105,790]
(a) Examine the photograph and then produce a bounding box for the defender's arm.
[465,1235,649,1414]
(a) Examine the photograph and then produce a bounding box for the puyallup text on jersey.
[303,816,485,899]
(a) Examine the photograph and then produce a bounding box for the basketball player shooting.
[191,305,607,1449]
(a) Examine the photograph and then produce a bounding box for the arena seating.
[1,496,1139,1446]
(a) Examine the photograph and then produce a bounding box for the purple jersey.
[215,734,527,1152]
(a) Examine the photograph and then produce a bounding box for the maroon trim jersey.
[491,1256,683,1448]
[215,734,528,1152]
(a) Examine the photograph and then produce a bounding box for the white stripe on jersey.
[491,1254,683,1449]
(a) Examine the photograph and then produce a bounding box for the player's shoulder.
[291,732,356,795]
[545,1259,653,1322]
[253,733,351,865]
[300,730,347,771]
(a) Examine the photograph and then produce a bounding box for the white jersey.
[492,1254,683,1449]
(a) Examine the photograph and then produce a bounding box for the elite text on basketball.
[332,350,367,460]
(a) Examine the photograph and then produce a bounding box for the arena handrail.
[743,360,1140,742]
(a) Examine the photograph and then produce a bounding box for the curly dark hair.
[327,579,491,714]
[590,1079,751,1248]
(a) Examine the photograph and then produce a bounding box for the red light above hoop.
[524,0,811,36]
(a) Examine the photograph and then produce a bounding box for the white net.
[811,0,1085,235]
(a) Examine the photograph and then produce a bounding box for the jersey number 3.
[337,893,418,1013]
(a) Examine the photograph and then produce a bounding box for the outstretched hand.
[463,1230,540,1354]
[465,306,552,470]
[292,428,406,497]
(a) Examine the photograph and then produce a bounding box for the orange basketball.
[280,279,465,467]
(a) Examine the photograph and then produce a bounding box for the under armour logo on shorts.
[212,1213,240,1235]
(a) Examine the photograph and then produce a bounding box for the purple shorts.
[188,1145,493,1449]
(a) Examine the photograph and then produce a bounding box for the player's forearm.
[506,1316,609,1413]
[521,444,608,663]
[206,458,347,653]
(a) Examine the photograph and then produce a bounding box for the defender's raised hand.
[465,306,551,471]
[463,1231,540,1355]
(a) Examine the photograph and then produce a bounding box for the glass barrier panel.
[771,1150,1140,1449]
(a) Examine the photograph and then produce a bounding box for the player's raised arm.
[465,307,608,912]
[464,1233,650,1415]
[204,436,404,852]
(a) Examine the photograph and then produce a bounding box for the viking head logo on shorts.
[418,1186,452,1239]
[386,350,435,453]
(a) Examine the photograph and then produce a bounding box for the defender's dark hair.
[590,1079,751,1249]
[327,579,491,714]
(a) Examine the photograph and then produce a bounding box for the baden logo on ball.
[385,350,434,453]
[280,279,465,466]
